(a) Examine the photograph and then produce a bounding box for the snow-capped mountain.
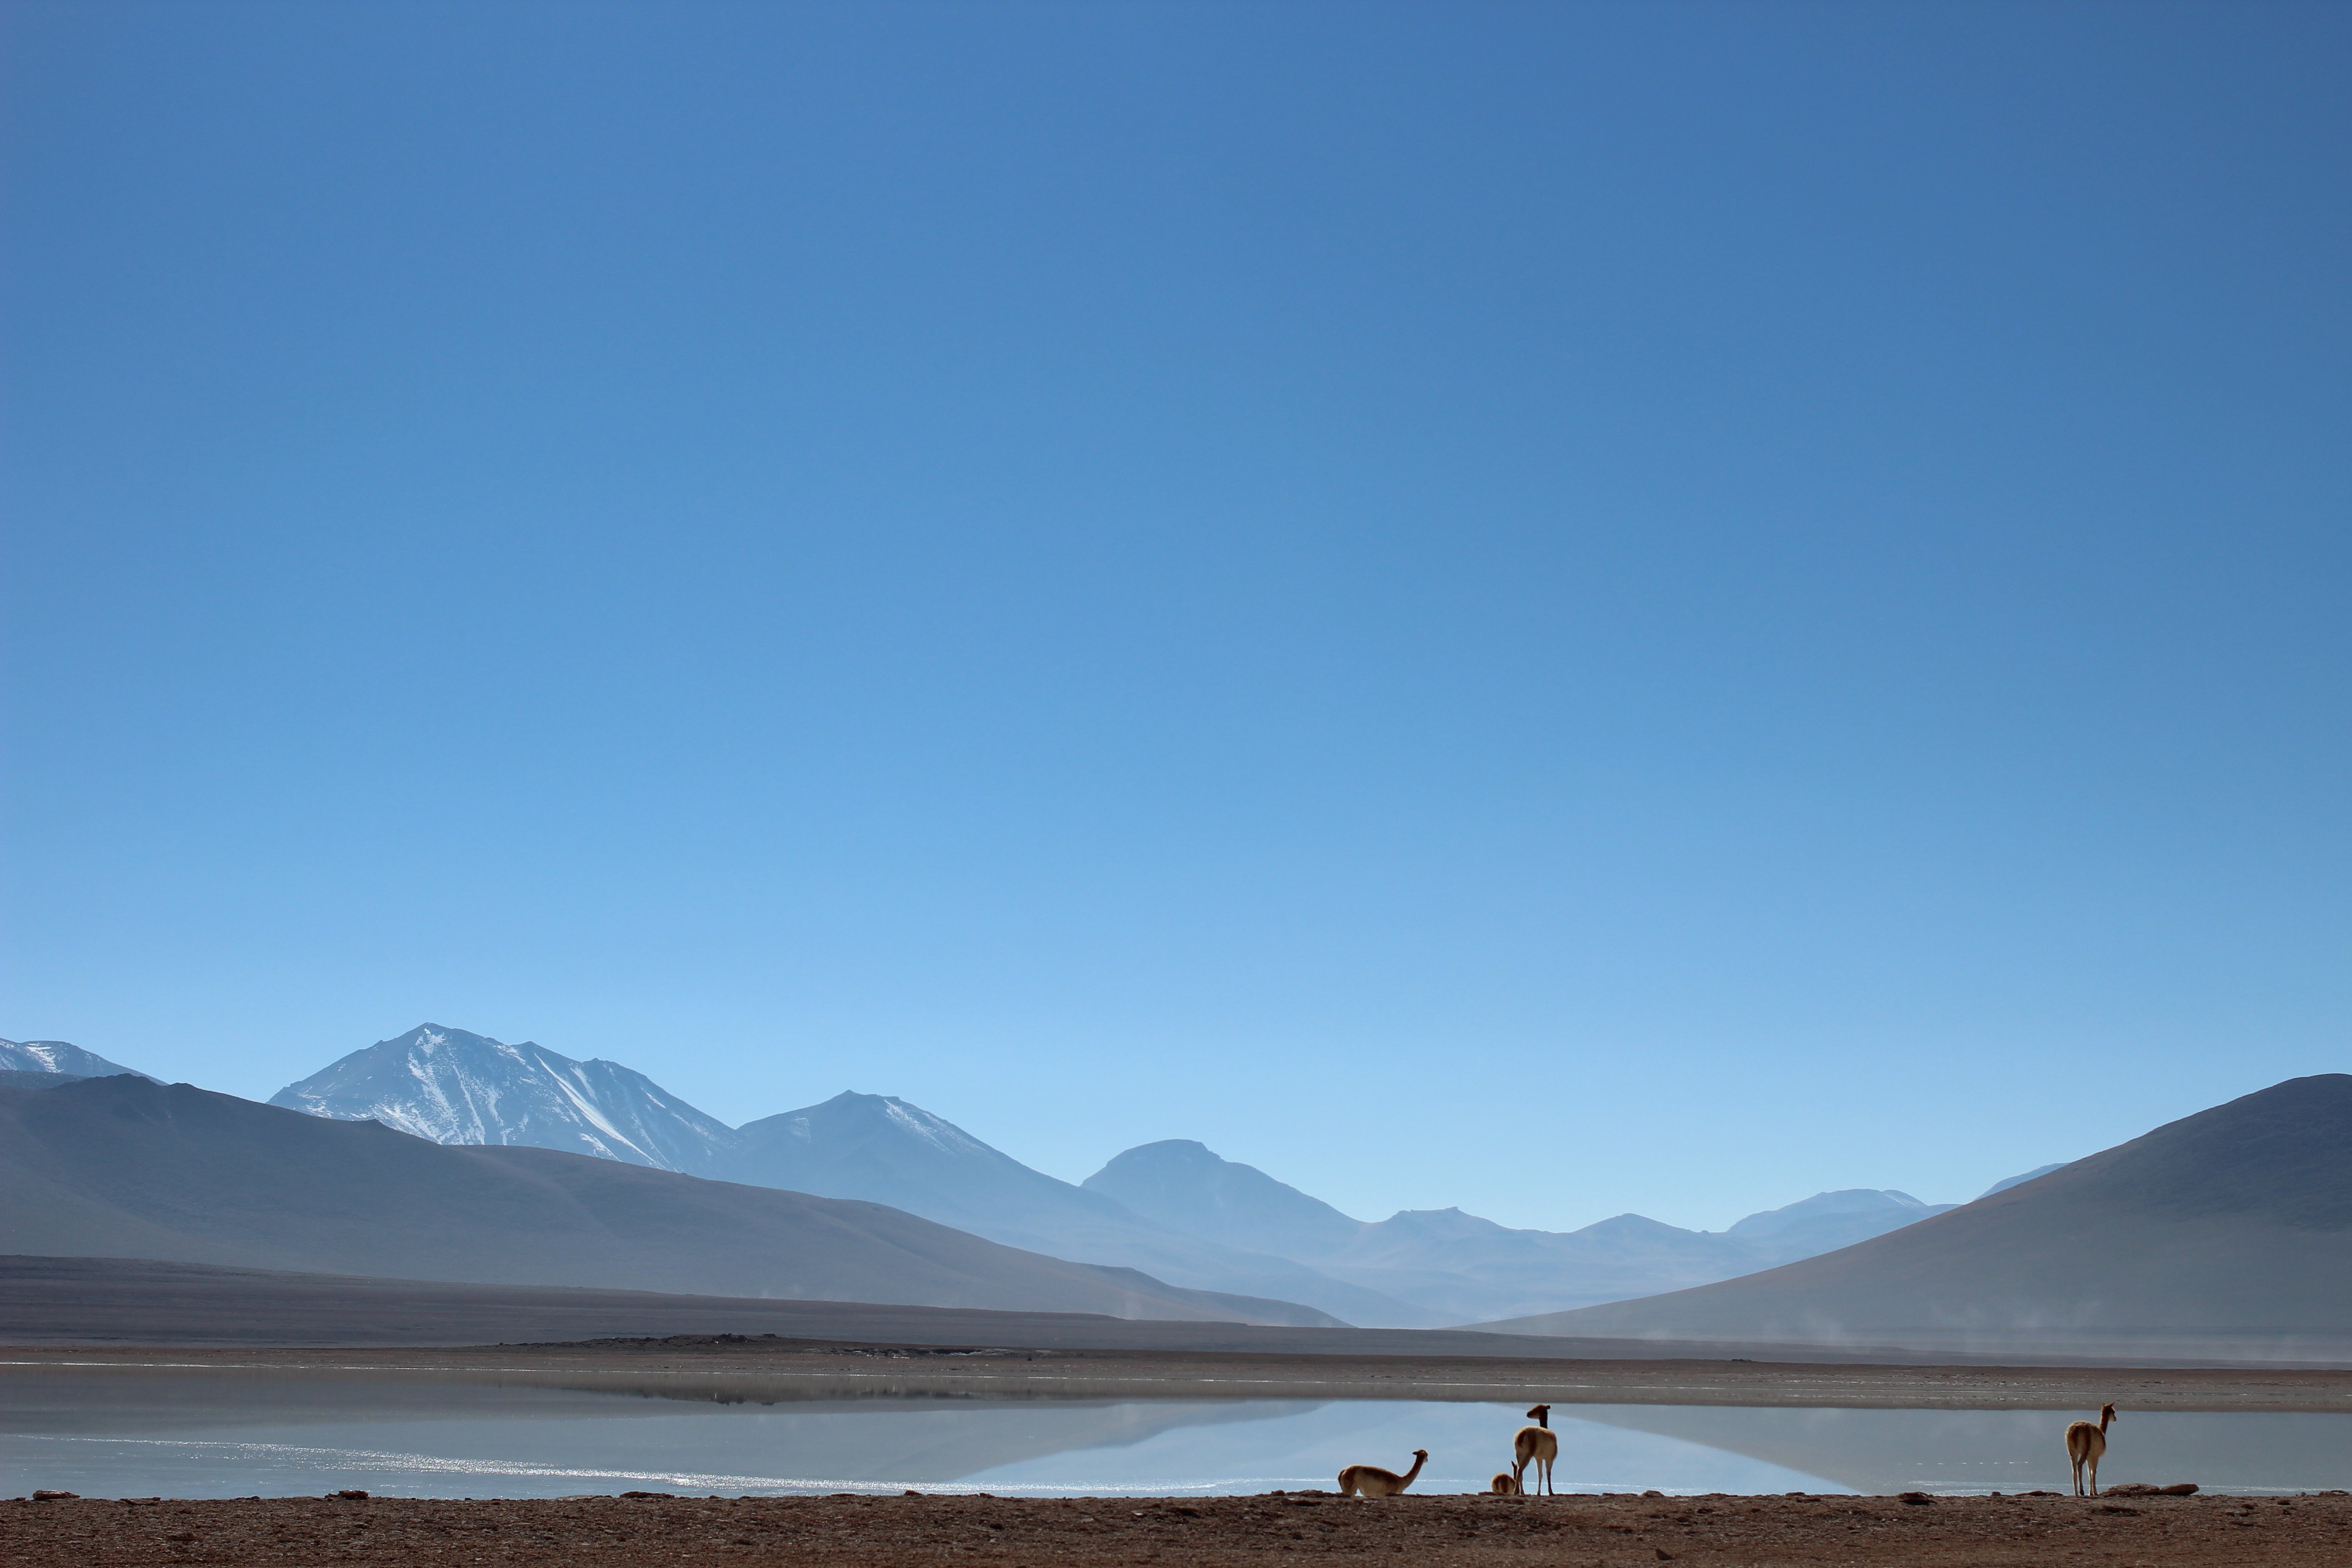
[268,1024,735,1174]
[0,1039,155,1081]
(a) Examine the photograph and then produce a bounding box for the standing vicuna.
[1513,1403,1559,1496]
[1338,1449,1428,1498]
[2065,1403,2118,1497]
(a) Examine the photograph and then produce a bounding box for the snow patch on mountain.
[0,1039,156,1081]
[880,1096,995,1158]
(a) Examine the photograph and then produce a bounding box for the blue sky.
[5,1,2346,1230]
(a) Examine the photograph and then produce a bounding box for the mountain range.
[1084,1137,1960,1321]
[1480,1073,2352,1357]
[0,1074,1336,1326]
[265,1026,1427,1324]
[719,1089,1426,1324]
[9,1023,2013,1326]
[8,1027,2337,1352]
[255,1023,1966,1324]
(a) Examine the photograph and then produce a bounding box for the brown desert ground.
[7,1488,2352,1566]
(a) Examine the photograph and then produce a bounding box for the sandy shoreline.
[13,1338,2352,1412]
[7,1489,2351,1566]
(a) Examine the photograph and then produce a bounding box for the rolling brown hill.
[1483,1073,2352,1358]
[0,1076,1335,1326]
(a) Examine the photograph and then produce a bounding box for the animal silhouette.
[1338,1448,1428,1497]
[1513,1402,1559,1496]
[2065,1403,2118,1497]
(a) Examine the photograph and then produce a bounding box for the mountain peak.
[1117,1138,1217,1161]
[743,1090,1008,1164]
[1374,1206,1514,1239]
[1573,1211,1700,1243]
[1083,1138,1365,1260]
[267,1024,734,1174]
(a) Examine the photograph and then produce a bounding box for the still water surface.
[5,1365,2348,1499]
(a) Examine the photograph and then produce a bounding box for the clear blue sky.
[5,1,2345,1231]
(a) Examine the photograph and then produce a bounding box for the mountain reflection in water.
[4,1366,2347,1499]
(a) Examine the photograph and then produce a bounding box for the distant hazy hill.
[270,1024,735,1174]
[1084,1137,1955,1322]
[1977,1162,2067,1198]
[1084,1139,1366,1259]
[1312,1192,1958,1323]
[0,1076,1339,1326]
[0,1038,154,1081]
[1480,1074,2352,1353]
[718,1093,1431,1328]
[1723,1187,1955,1253]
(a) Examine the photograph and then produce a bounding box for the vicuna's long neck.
[1402,1453,1426,1482]
[2100,1409,2114,1433]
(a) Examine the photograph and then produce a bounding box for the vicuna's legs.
[1513,1404,1558,1497]
[1511,1431,1557,1495]
[2064,1404,2116,1497]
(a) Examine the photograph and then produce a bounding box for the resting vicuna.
[2066,1403,2117,1497]
[1513,1403,1559,1496]
[1489,1471,1520,1495]
[1338,1449,1428,1497]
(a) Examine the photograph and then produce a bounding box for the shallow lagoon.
[5,1364,2348,1499]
